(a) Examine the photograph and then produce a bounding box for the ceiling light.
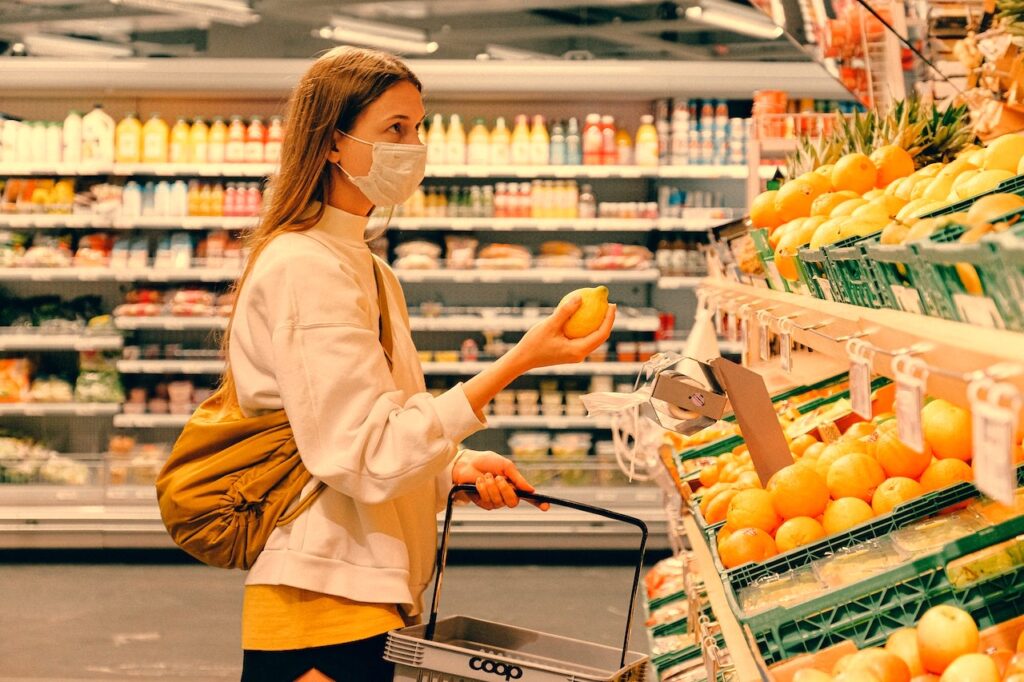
[327,15,439,55]
[110,0,260,26]
[684,2,783,39]
[22,33,134,58]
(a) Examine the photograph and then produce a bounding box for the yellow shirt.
[242,584,405,651]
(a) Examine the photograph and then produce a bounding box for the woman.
[223,46,616,681]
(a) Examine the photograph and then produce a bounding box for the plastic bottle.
[549,121,566,166]
[170,180,189,216]
[489,117,511,166]
[31,122,47,164]
[510,115,531,166]
[600,115,616,165]
[170,117,191,164]
[225,116,246,164]
[210,183,224,216]
[45,122,61,164]
[221,182,235,217]
[116,113,143,163]
[615,126,633,166]
[197,183,212,216]
[635,114,660,167]
[122,181,142,217]
[582,114,603,166]
[142,181,156,216]
[142,114,169,164]
[245,116,266,164]
[264,116,284,164]
[565,117,582,166]
[715,100,729,132]
[16,122,31,163]
[578,183,596,219]
[82,104,115,164]
[529,115,550,165]
[445,114,466,166]
[154,180,171,216]
[208,116,227,164]
[245,183,262,216]
[2,119,19,164]
[467,118,490,166]
[426,114,446,166]
[189,118,209,165]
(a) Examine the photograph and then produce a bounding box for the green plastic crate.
[865,225,968,318]
[823,232,886,309]
[738,513,1024,665]
[750,228,790,293]
[997,224,1024,320]
[919,172,1024,218]
[796,245,835,301]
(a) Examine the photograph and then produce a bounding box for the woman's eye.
[390,123,402,134]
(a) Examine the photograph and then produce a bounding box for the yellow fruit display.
[964,192,1024,226]
[799,171,833,197]
[963,169,1014,198]
[775,517,827,553]
[983,133,1024,172]
[816,164,835,178]
[809,215,887,249]
[832,153,878,194]
[560,286,609,338]
[880,221,910,245]
[863,189,884,200]
[812,190,859,216]
[903,217,944,243]
[751,190,783,229]
[822,497,875,534]
[895,198,936,223]
[775,179,819,222]
[915,162,945,179]
[726,488,782,534]
[966,148,986,166]
[921,176,956,202]
[852,201,893,221]
[936,159,978,180]
[951,169,982,199]
[831,198,870,218]
[871,145,916,188]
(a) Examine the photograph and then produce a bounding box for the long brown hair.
[215,46,421,413]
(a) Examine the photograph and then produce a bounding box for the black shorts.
[240,634,393,682]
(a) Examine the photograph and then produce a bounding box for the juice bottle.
[225,115,246,164]
[142,113,169,164]
[169,117,191,164]
[529,114,550,165]
[210,183,224,216]
[426,114,446,166]
[582,114,602,166]
[565,117,582,165]
[31,122,46,164]
[116,113,142,163]
[600,115,616,165]
[208,116,227,164]
[198,183,213,216]
[466,118,490,166]
[245,116,266,163]
[45,122,61,164]
[635,114,660,167]
[549,121,566,166]
[445,114,466,166]
[62,110,82,165]
[578,183,596,219]
[170,180,188,216]
[264,116,284,164]
[615,126,633,166]
[489,117,511,166]
[223,183,237,217]
[82,104,115,164]
[510,115,531,166]
[187,181,202,216]
[189,118,209,165]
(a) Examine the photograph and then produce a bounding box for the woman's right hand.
[510,296,617,371]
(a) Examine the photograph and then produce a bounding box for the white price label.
[850,358,872,420]
[895,383,924,452]
[815,277,835,301]
[765,260,785,291]
[727,311,738,343]
[740,316,749,365]
[759,319,771,362]
[953,294,1006,329]
[780,331,793,373]
[890,285,923,314]
[969,381,1020,506]
[714,304,724,336]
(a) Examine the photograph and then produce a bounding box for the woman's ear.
[325,129,344,164]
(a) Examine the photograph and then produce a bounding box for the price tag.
[779,318,793,373]
[969,380,1020,506]
[818,421,842,443]
[727,308,738,343]
[890,285,923,314]
[953,294,1006,329]
[739,316,749,365]
[765,260,785,291]
[713,300,724,336]
[847,339,874,420]
[759,315,771,362]
[892,354,928,453]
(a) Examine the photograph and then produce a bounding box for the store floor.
[0,553,654,681]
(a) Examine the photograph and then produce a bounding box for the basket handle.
[425,483,649,669]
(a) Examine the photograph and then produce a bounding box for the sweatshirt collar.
[311,202,369,244]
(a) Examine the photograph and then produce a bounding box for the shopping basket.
[384,484,651,681]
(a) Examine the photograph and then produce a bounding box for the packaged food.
[476,243,531,270]
[29,376,74,403]
[891,509,991,557]
[584,243,653,271]
[651,633,697,658]
[946,534,1024,588]
[971,489,1024,524]
[646,600,689,628]
[393,253,440,270]
[588,343,610,362]
[395,240,442,260]
[73,232,113,267]
[739,564,827,615]
[812,537,908,589]
[508,432,550,460]
[22,234,73,268]
[444,236,478,270]
[0,359,31,403]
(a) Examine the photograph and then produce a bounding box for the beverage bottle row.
[423,113,659,167]
[397,180,594,220]
[658,185,729,218]
[656,99,753,166]
[0,104,284,166]
[121,180,262,218]
[656,236,707,277]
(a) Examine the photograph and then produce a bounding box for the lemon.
[936,159,978,180]
[922,176,956,201]
[830,198,868,218]
[963,169,1014,198]
[951,169,982,199]
[561,286,610,338]
[983,133,1024,172]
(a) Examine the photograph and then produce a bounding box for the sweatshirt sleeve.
[255,238,485,505]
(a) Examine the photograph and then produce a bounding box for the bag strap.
[371,256,395,372]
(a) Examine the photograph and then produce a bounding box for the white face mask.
[335,131,427,210]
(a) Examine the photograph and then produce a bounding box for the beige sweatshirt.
[229,203,486,616]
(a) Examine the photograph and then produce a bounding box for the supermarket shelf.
[114,316,227,331]
[112,216,258,231]
[758,165,786,179]
[396,268,660,284]
[0,213,112,229]
[390,217,728,232]
[422,361,644,376]
[0,486,669,550]
[656,165,748,179]
[116,359,224,374]
[112,413,189,428]
[485,415,610,429]
[0,330,123,351]
[409,314,660,332]
[657,276,705,289]
[757,139,800,155]
[0,402,120,417]
[0,266,240,282]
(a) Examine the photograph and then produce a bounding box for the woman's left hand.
[451,450,549,511]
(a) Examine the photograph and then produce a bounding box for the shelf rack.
[113,359,647,377]
[0,330,123,352]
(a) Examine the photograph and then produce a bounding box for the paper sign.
[727,310,739,343]
[953,294,1006,330]
[818,421,842,443]
[759,318,771,362]
[765,260,785,291]
[894,380,925,452]
[740,316,749,366]
[780,331,793,373]
[970,381,1020,506]
[815,277,835,301]
[850,358,872,420]
[890,285,923,314]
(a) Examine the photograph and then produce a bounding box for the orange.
[886,628,926,677]
[803,441,827,461]
[823,497,875,534]
[775,516,826,552]
[717,527,778,568]
[843,421,877,441]
[815,439,872,480]
[833,153,879,194]
[921,399,973,461]
[826,452,886,502]
[698,463,720,488]
[919,459,973,492]
[737,470,762,489]
[767,464,830,519]
[793,670,833,682]
[705,488,741,524]
[775,179,819,222]
[917,605,979,674]
[875,420,932,479]
[812,190,859,216]
[871,145,916,188]
[718,523,738,546]
[726,488,782,534]
[799,171,833,197]
[751,190,783,229]
[790,433,820,458]
[845,648,912,682]
[938,654,999,682]
[699,483,733,516]
[872,477,924,516]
